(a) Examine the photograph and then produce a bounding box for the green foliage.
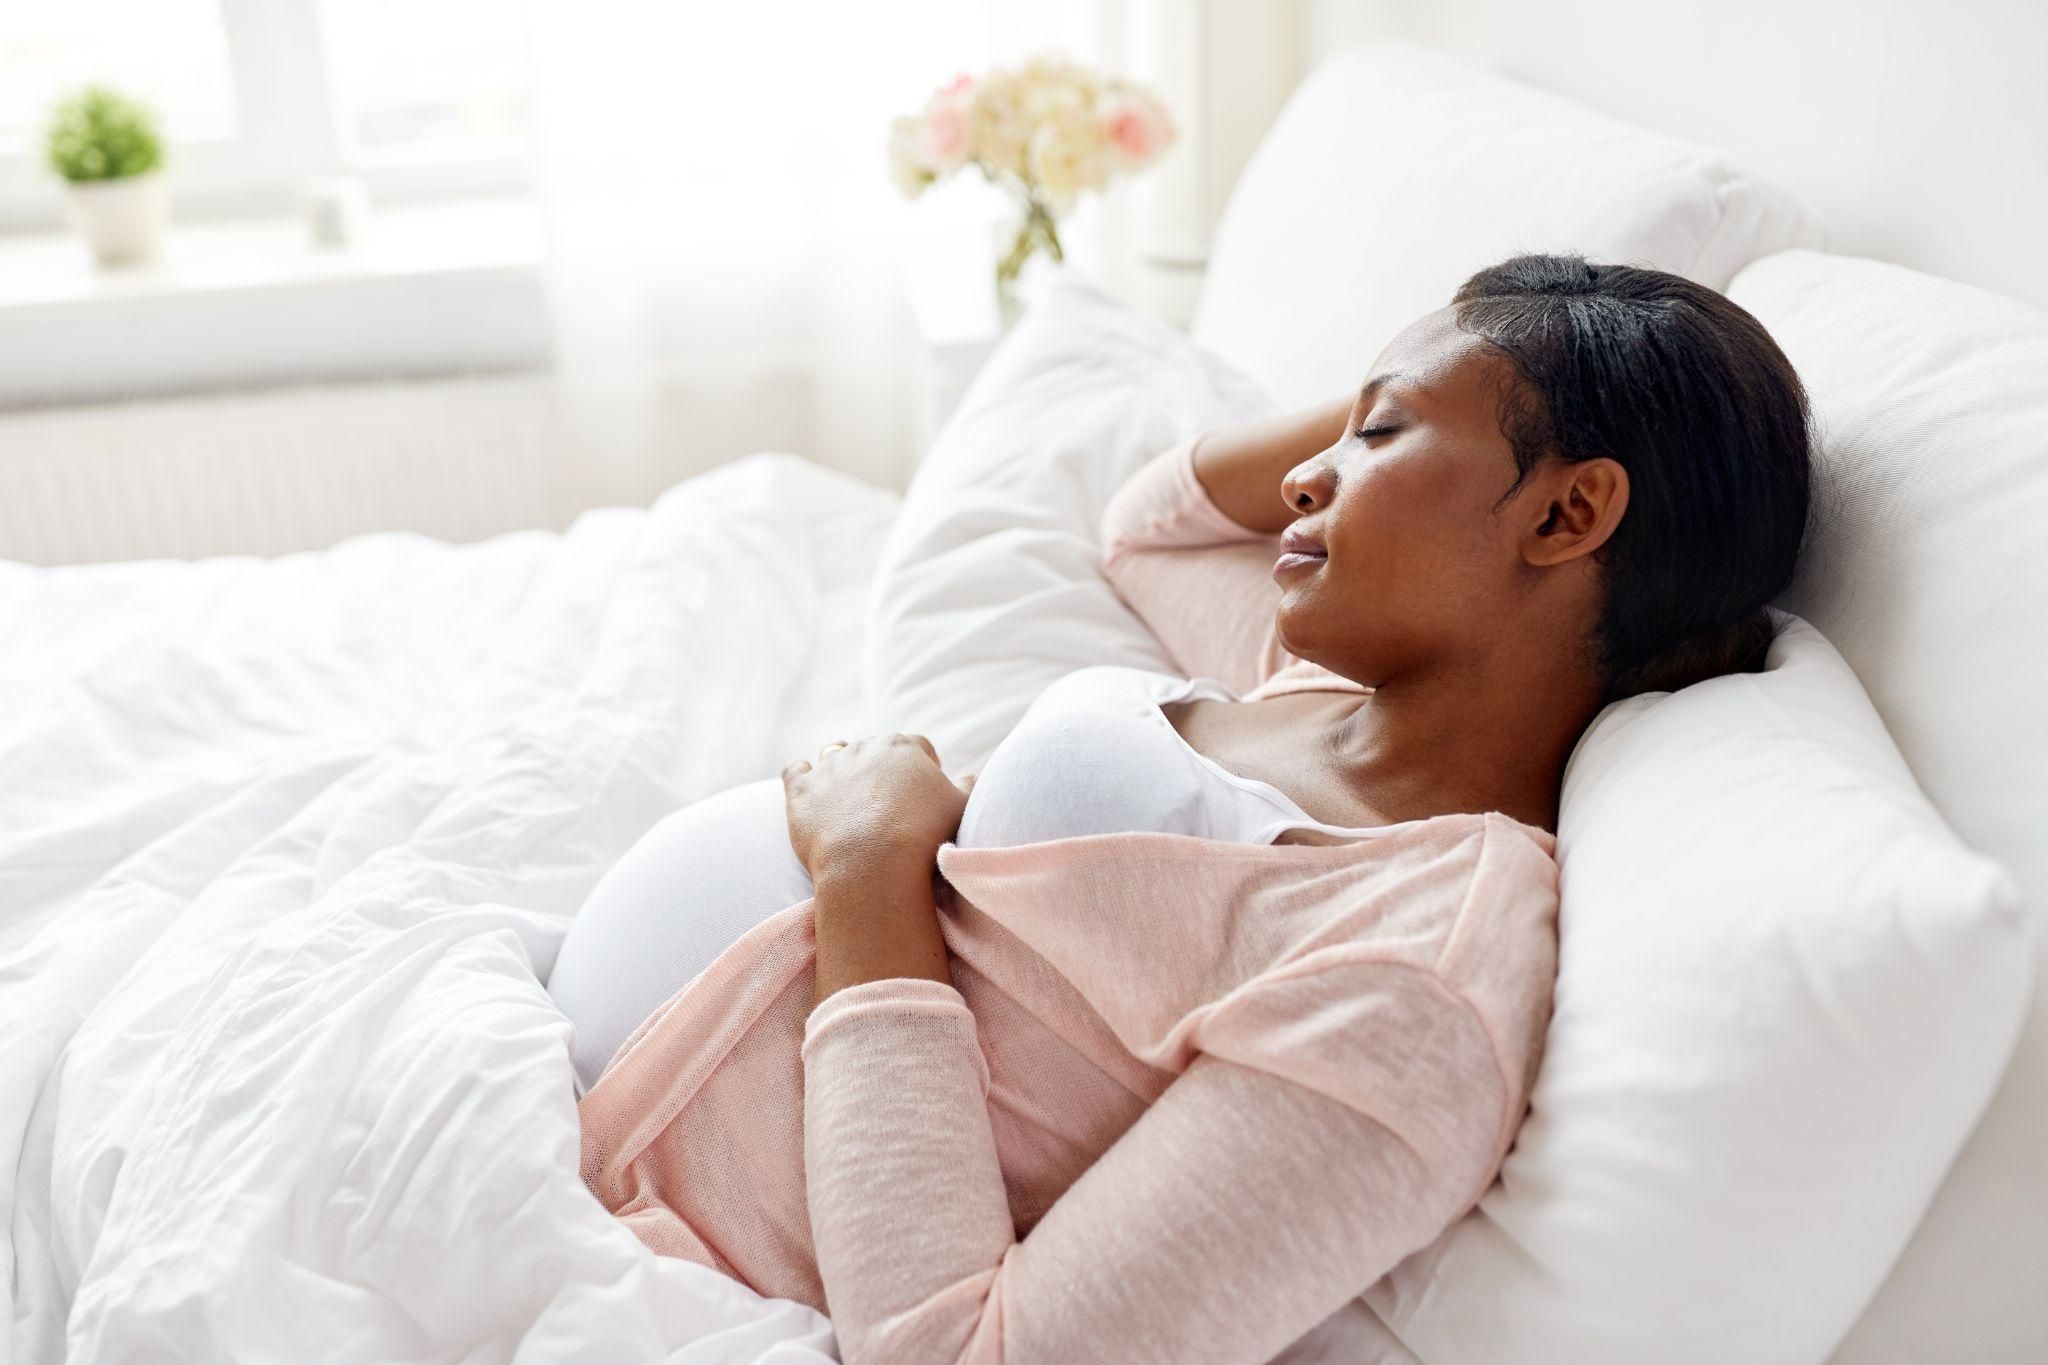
[45,86,164,183]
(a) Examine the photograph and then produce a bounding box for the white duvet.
[0,453,899,1363]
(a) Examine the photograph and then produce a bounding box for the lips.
[1279,527,1326,558]
[1272,525,1327,581]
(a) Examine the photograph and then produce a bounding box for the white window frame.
[0,0,528,234]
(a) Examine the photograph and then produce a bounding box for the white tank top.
[955,664,1340,847]
[549,666,1369,1093]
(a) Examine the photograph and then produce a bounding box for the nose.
[1279,452,1337,515]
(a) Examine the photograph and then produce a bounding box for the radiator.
[0,374,592,565]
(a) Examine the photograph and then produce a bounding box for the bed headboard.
[1296,0,2048,311]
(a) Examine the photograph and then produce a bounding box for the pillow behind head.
[864,273,1276,774]
[1366,611,2029,1365]
[1726,248,2048,1363]
[1194,40,1829,410]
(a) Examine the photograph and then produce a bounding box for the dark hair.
[1451,252,1813,701]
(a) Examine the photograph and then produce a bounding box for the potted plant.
[45,85,169,267]
[887,55,1175,314]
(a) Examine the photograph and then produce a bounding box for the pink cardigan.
[577,437,1562,1364]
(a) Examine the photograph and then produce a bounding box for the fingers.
[787,733,940,775]
[781,757,811,785]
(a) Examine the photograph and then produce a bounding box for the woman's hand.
[782,733,976,1008]
[780,732,973,884]
[1189,392,1357,534]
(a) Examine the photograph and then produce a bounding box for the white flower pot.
[63,171,170,267]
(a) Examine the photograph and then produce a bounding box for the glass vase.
[995,192,1064,322]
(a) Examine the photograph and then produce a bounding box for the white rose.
[886,114,933,198]
[1019,53,1093,97]
[1027,94,1110,201]
[1020,56,1099,126]
[971,68,1030,179]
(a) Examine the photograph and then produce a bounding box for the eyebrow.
[1357,372,1408,407]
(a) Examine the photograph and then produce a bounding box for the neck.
[1320,650,1606,834]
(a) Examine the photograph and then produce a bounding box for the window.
[0,2,240,154]
[319,0,529,165]
[0,0,531,230]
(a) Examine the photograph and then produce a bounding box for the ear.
[1519,458,1629,568]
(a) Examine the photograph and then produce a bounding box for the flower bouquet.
[887,55,1176,300]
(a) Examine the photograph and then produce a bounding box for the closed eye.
[1355,426,1399,441]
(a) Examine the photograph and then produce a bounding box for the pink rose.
[919,73,976,173]
[1101,92,1174,171]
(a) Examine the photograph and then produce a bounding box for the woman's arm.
[1096,396,1356,696]
[810,857,949,1005]
[1186,393,1355,535]
[799,961,1507,1365]
[782,733,971,1006]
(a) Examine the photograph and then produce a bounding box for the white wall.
[1304,0,2048,310]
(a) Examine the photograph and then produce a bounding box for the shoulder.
[1196,820,1555,1194]
[1446,811,1561,966]
[1430,813,1561,1134]
[1267,811,1559,1103]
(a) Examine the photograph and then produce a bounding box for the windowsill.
[0,196,552,408]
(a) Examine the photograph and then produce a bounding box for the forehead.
[1356,306,1515,423]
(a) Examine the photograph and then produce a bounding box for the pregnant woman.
[547,252,1812,1363]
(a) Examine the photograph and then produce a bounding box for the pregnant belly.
[548,776,814,1093]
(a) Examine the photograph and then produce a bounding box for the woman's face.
[1273,306,1560,685]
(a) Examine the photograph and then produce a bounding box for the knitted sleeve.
[799,965,1506,1365]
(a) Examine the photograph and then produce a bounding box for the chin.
[1276,603,1367,679]
[1274,605,1310,661]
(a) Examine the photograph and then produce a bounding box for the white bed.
[1,454,894,1363]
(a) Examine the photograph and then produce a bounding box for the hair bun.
[1603,607,1779,701]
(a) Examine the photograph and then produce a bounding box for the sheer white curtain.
[525,0,1122,503]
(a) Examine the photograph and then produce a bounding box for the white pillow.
[863,273,1276,774]
[1726,250,2048,1364]
[1194,40,1831,409]
[1369,613,2029,1365]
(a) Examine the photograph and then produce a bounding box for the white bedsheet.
[0,452,899,1364]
